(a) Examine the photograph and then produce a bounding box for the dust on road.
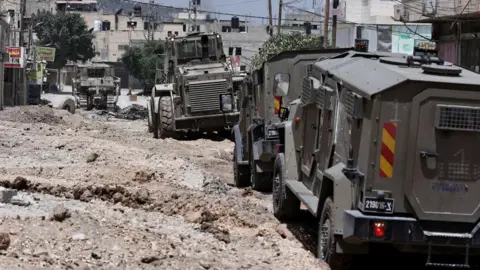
[0,106,327,270]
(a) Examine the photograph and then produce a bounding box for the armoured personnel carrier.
[72,63,120,110]
[269,50,480,268]
[231,48,352,191]
[147,32,241,139]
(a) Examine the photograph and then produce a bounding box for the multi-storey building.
[395,0,480,71]
[0,17,10,109]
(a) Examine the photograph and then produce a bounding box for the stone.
[86,153,99,163]
[185,211,202,223]
[72,233,86,241]
[112,192,124,203]
[52,204,70,222]
[12,176,29,190]
[79,190,93,202]
[0,187,18,204]
[141,256,160,264]
[10,195,31,207]
[0,233,10,250]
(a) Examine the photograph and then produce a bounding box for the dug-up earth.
[0,106,326,270]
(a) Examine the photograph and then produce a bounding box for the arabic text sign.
[35,46,56,62]
[4,47,25,68]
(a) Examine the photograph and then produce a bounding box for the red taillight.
[372,222,386,238]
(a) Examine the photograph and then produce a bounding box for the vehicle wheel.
[61,99,76,114]
[147,100,154,133]
[233,145,250,188]
[318,197,353,270]
[249,149,272,192]
[158,96,175,139]
[272,153,300,220]
[86,96,94,111]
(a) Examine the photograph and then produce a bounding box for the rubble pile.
[115,104,147,120]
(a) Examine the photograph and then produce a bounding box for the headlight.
[220,94,233,112]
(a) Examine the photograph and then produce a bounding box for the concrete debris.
[0,187,18,204]
[132,170,154,183]
[115,104,147,120]
[10,194,32,207]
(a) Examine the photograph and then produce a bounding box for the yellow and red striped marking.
[274,96,281,115]
[379,122,397,178]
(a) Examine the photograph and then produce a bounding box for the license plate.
[267,129,279,138]
[364,197,394,213]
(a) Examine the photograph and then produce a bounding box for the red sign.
[7,47,20,58]
[4,47,24,68]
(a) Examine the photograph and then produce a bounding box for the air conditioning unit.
[422,0,437,15]
[393,4,409,21]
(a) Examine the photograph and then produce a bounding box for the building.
[331,0,432,54]
[395,0,480,71]
[0,16,10,110]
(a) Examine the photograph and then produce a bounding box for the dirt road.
[0,106,326,270]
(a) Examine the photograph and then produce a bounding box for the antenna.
[188,0,200,33]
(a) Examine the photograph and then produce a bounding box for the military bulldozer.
[268,49,480,268]
[147,32,241,139]
[72,62,120,110]
[231,48,352,191]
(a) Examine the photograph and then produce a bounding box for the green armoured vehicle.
[147,32,242,139]
[231,48,352,191]
[72,62,120,110]
[269,49,480,268]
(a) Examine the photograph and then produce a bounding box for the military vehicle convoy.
[266,49,480,268]
[147,32,241,139]
[72,63,121,110]
[231,48,352,191]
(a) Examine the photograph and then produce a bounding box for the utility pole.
[19,0,26,105]
[323,0,330,48]
[277,0,283,34]
[146,0,155,40]
[188,0,199,33]
[268,0,273,36]
[332,0,338,48]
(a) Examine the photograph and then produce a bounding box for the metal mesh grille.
[306,64,313,77]
[435,105,480,132]
[189,79,228,113]
[301,77,312,105]
[343,90,355,117]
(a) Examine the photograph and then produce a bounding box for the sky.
[156,0,324,22]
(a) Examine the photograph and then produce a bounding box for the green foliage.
[251,32,330,69]
[121,40,164,88]
[32,11,95,68]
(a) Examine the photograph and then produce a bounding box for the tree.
[121,40,164,89]
[251,32,330,69]
[32,11,95,68]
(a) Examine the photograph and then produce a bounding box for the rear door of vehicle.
[405,88,480,223]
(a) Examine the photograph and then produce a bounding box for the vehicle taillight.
[372,222,386,238]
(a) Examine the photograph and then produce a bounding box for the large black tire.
[249,148,272,192]
[233,145,250,188]
[158,96,175,139]
[272,153,300,220]
[318,197,353,270]
[147,100,154,133]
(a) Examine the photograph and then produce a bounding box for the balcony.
[399,0,480,22]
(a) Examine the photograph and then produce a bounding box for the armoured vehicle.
[72,63,121,110]
[269,50,480,268]
[231,48,352,191]
[147,32,241,139]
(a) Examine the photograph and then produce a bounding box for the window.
[143,22,149,30]
[312,24,318,30]
[167,31,172,36]
[86,69,105,78]
[118,44,129,50]
[239,26,246,32]
[183,24,186,32]
[222,25,231,32]
[273,73,290,96]
[174,31,178,36]
[196,25,200,31]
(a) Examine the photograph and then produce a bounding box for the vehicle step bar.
[425,239,470,268]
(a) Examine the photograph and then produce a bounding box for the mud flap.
[323,162,354,235]
[232,124,246,164]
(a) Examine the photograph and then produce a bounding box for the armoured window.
[86,69,105,78]
[435,105,480,132]
[273,73,290,96]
